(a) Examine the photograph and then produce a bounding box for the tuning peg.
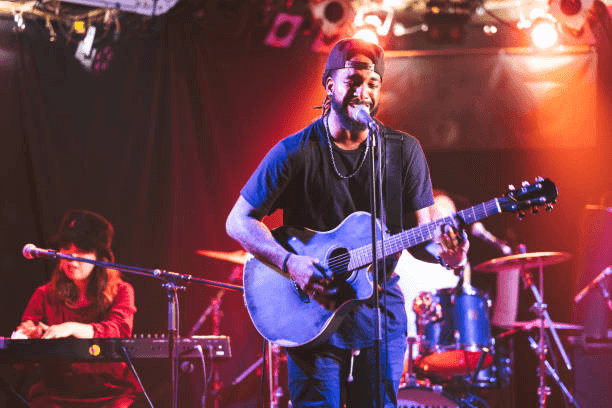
[521,180,530,188]
[517,210,526,220]
[535,176,544,182]
[508,184,516,191]
[546,203,554,211]
[532,207,539,215]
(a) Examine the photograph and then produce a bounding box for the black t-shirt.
[241,117,434,348]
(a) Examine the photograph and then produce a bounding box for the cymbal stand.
[403,337,419,387]
[228,343,285,408]
[189,266,242,337]
[211,296,223,408]
[519,261,572,408]
[188,266,242,408]
[267,343,285,408]
[527,337,581,408]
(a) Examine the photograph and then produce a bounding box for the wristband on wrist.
[282,253,293,274]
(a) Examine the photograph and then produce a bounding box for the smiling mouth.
[349,101,370,110]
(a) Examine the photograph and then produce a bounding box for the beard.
[330,93,379,132]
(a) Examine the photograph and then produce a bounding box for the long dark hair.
[49,244,121,317]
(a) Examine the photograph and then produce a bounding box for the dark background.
[1,1,611,407]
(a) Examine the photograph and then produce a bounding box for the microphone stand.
[597,283,612,312]
[367,121,384,408]
[25,250,242,408]
[574,266,612,312]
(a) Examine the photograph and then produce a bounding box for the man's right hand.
[285,254,337,308]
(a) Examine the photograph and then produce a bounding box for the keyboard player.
[14,210,142,408]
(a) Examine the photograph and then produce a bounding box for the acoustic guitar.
[243,178,558,347]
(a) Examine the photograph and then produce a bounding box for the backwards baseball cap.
[322,38,385,86]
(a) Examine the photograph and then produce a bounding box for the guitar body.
[243,212,381,348]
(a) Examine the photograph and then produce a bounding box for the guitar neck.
[348,198,502,270]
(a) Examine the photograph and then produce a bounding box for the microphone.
[470,222,513,255]
[350,104,377,129]
[575,266,612,303]
[22,243,58,260]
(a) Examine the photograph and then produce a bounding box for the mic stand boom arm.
[26,249,243,291]
[574,266,612,311]
[24,248,243,408]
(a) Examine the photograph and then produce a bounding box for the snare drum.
[414,286,493,378]
[397,385,459,408]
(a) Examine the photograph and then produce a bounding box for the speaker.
[574,205,612,339]
[573,340,612,408]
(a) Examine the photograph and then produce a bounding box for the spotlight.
[530,18,559,49]
[354,4,394,36]
[264,12,304,48]
[309,0,355,38]
[75,25,97,71]
[483,25,498,36]
[549,0,594,31]
[13,11,25,32]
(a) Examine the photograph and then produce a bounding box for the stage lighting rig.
[423,0,477,43]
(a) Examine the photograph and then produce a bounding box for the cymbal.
[196,249,248,265]
[473,251,572,273]
[509,319,583,331]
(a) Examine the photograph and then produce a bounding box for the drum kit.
[399,251,578,408]
[196,248,578,408]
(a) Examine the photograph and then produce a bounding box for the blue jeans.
[286,336,406,408]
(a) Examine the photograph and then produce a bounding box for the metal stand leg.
[403,337,419,387]
[519,261,574,408]
[268,343,285,408]
[527,337,581,408]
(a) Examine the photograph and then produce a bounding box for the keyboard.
[0,335,231,362]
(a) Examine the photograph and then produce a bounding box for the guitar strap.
[384,130,404,234]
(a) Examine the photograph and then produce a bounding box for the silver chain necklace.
[324,115,369,180]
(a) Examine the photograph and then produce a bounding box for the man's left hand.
[437,223,469,270]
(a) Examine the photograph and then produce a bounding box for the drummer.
[396,190,470,361]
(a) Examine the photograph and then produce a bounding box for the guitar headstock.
[498,177,557,218]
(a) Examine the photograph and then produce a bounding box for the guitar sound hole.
[328,248,350,280]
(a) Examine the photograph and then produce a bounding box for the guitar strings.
[323,200,498,274]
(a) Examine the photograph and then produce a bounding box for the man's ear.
[325,76,334,96]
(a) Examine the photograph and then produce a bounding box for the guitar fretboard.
[347,198,502,270]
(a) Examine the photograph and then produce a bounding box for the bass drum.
[414,285,493,378]
[397,385,459,408]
